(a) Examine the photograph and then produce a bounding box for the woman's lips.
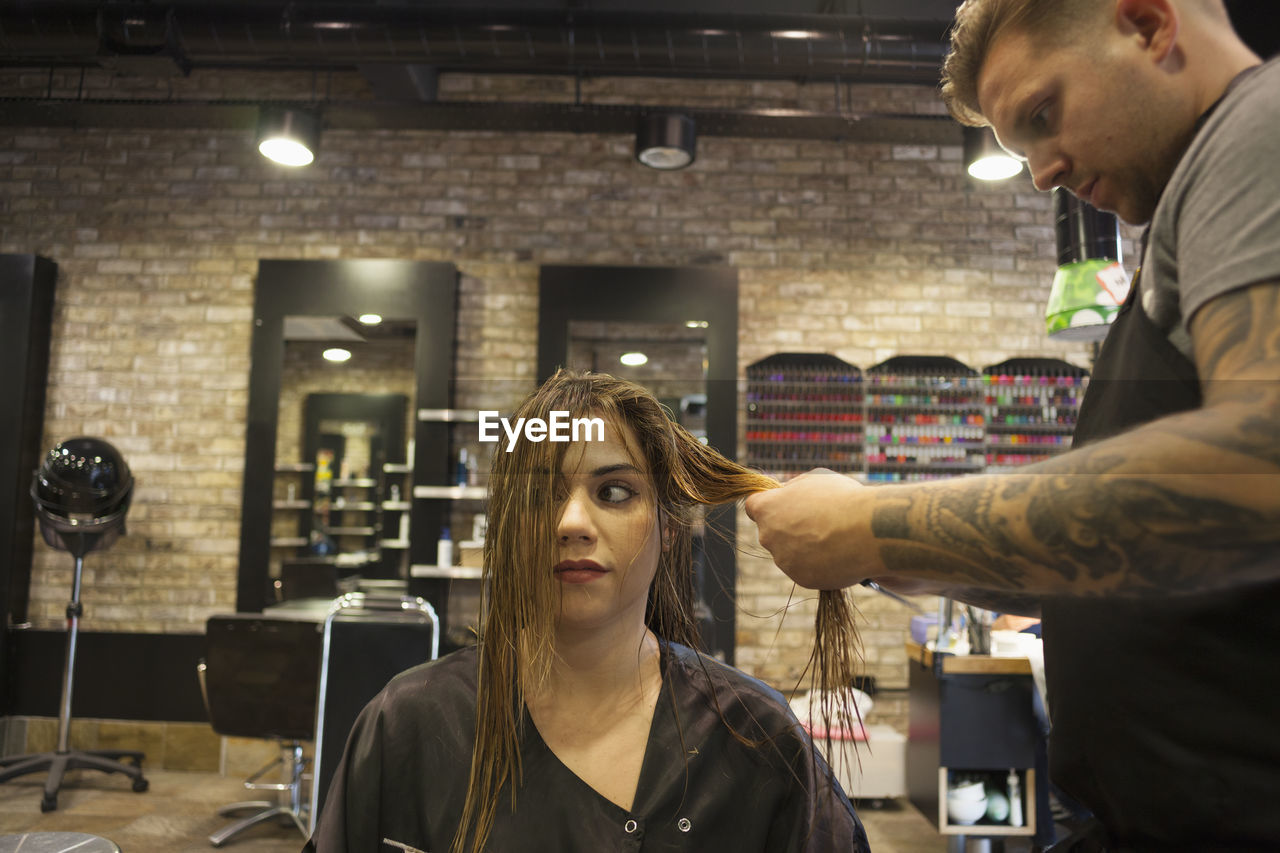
[555,560,609,584]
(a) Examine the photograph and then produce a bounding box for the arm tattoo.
[870,280,1280,598]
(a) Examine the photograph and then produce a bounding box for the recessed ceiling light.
[323,348,352,363]
[358,313,383,325]
[620,352,648,367]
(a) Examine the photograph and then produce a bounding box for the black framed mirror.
[537,265,740,662]
[238,260,457,613]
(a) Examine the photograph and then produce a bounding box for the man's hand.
[744,468,882,589]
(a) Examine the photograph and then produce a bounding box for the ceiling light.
[619,352,648,367]
[323,347,352,363]
[358,313,383,325]
[964,126,1022,181]
[685,320,709,328]
[256,107,320,167]
[636,113,696,170]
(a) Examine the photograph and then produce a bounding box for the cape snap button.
[624,819,638,833]
[677,818,692,832]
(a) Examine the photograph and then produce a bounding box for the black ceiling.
[0,2,1275,140]
[0,1,957,81]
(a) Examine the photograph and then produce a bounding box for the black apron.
[1041,272,1280,850]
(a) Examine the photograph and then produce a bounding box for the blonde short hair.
[941,0,1106,126]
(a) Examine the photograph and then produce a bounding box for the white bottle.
[436,527,453,568]
[1007,769,1024,827]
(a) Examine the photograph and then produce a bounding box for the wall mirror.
[239,260,457,614]
[539,265,739,662]
[272,316,415,595]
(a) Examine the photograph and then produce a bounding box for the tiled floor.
[0,767,1024,852]
[0,769,303,853]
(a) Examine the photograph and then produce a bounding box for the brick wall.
[0,68,1142,702]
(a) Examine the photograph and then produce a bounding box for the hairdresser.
[746,1,1280,849]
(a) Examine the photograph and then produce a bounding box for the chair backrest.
[309,593,439,833]
[203,614,324,741]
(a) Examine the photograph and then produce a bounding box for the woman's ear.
[659,508,672,551]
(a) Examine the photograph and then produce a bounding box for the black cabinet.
[907,642,1039,842]
[0,255,56,638]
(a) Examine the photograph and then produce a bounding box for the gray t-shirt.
[1141,55,1280,359]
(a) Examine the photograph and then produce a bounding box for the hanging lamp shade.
[964,126,1022,181]
[635,113,696,170]
[256,107,320,167]
[1045,188,1129,340]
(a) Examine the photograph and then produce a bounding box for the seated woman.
[306,370,869,853]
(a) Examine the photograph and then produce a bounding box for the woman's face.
[552,420,662,634]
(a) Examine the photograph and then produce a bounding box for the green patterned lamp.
[1045,188,1129,340]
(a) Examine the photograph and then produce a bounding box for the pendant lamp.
[964,126,1022,181]
[257,107,321,167]
[635,113,696,170]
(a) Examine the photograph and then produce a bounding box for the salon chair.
[0,439,148,812]
[308,592,439,833]
[198,614,323,847]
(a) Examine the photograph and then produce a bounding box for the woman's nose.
[557,493,595,542]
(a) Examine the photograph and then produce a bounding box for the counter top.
[906,640,1033,675]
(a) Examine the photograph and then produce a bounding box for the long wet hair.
[452,369,859,853]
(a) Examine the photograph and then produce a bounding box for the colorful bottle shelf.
[745,354,1088,482]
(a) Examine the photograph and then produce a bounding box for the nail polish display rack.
[981,357,1090,474]
[745,353,865,480]
[745,354,1088,482]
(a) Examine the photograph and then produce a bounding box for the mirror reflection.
[566,319,709,440]
[270,315,417,599]
[565,319,714,634]
[310,416,385,559]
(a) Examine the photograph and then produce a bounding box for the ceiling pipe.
[0,2,950,84]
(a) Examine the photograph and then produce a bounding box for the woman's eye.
[598,483,637,503]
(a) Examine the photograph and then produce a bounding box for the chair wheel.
[133,777,150,793]
[41,794,58,812]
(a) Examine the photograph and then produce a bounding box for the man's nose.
[1029,149,1069,192]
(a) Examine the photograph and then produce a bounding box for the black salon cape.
[305,641,869,853]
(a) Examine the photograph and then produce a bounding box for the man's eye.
[1030,102,1052,130]
[599,483,636,503]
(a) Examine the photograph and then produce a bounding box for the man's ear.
[1116,0,1179,62]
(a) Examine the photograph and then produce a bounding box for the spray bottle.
[1007,768,1024,827]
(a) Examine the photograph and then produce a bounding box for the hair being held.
[453,370,864,853]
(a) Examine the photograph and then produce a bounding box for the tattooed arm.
[745,279,1280,598]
